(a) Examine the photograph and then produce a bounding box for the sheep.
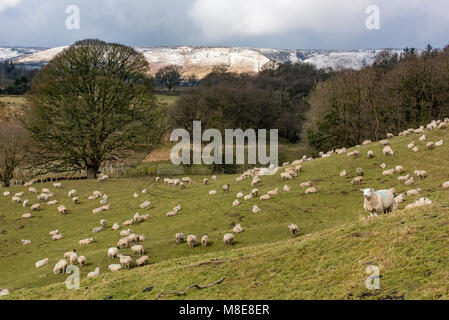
[280,172,292,181]
[394,194,405,204]
[383,146,394,156]
[3,191,10,196]
[232,200,240,207]
[49,230,59,236]
[136,256,149,267]
[22,199,30,207]
[233,224,243,233]
[395,166,404,174]
[288,224,299,236]
[260,194,271,201]
[382,169,394,177]
[21,239,31,245]
[112,223,120,230]
[305,186,319,194]
[53,183,62,189]
[223,234,234,246]
[69,251,79,265]
[131,245,144,256]
[352,176,363,185]
[22,213,32,219]
[87,268,100,278]
[236,192,244,199]
[57,205,67,215]
[252,205,262,214]
[118,255,132,269]
[252,177,262,186]
[12,196,22,204]
[435,140,444,147]
[380,163,387,169]
[347,150,360,158]
[414,170,428,179]
[209,190,217,196]
[123,219,133,227]
[407,188,422,196]
[30,203,40,212]
[176,233,185,245]
[166,211,178,217]
[361,188,396,217]
[419,135,426,141]
[155,177,161,183]
[72,197,79,204]
[426,142,435,150]
[53,259,67,275]
[182,177,193,184]
[79,238,94,246]
[117,237,130,248]
[443,181,449,188]
[250,189,259,197]
[47,200,58,206]
[29,187,37,194]
[92,226,104,233]
[244,194,253,201]
[127,233,140,244]
[133,192,139,199]
[108,264,122,272]
[93,191,102,197]
[92,207,103,214]
[108,247,120,259]
[387,133,394,138]
[203,178,209,185]
[99,219,107,227]
[102,204,111,211]
[222,184,230,192]
[300,181,312,188]
[380,140,390,146]
[201,235,209,248]
[405,177,415,186]
[78,256,87,267]
[367,151,375,159]
[408,142,415,149]
[398,174,410,182]
[362,140,372,145]
[412,146,420,153]
[356,168,364,176]
[52,234,63,241]
[438,122,447,130]
[405,197,432,210]
[267,188,278,197]
[141,188,149,194]
[42,188,51,194]
[340,170,347,177]
[64,251,74,259]
[283,185,291,192]
[179,182,186,190]
[98,174,109,183]
[140,201,151,209]
[35,258,49,268]
[88,195,96,201]
[68,190,76,198]
[187,235,198,248]
[212,175,217,181]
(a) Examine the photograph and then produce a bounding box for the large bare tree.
[25,39,165,179]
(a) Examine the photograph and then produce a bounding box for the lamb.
[407,188,421,196]
[47,200,58,206]
[133,192,139,198]
[232,200,240,207]
[57,205,67,215]
[222,184,230,192]
[352,176,363,185]
[175,233,185,245]
[201,235,209,248]
[79,238,94,246]
[22,213,32,219]
[87,268,100,278]
[305,186,319,194]
[260,194,271,200]
[209,190,217,195]
[136,256,149,267]
[92,226,104,233]
[203,178,209,185]
[300,181,312,188]
[283,185,291,192]
[236,192,244,199]
[78,256,87,267]
[244,194,253,201]
[108,247,120,259]
[288,224,299,236]
[53,259,68,275]
[367,151,375,159]
[112,223,120,230]
[414,170,428,179]
[131,245,144,256]
[361,188,396,217]
[68,190,76,197]
[141,188,149,194]
[382,169,394,177]
[380,163,387,169]
[280,172,292,181]
[252,205,262,214]
[35,258,49,268]
[100,219,107,227]
[340,170,347,177]
[21,239,31,245]
[223,233,234,246]
[405,177,415,186]
[405,197,432,210]
[139,201,151,210]
[187,234,198,248]
[64,251,74,259]
[108,264,122,272]
[398,174,410,182]
[383,146,394,156]
[233,224,243,233]
[102,204,111,211]
[394,194,405,204]
[2,191,10,196]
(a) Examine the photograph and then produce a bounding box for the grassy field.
[1,125,449,300]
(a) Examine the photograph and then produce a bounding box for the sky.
[0,0,448,49]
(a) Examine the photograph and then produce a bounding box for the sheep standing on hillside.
[201,235,209,248]
[118,255,132,269]
[223,234,234,246]
[131,245,144,256]
[176,233,185,245]
[443,181,449,188]
[35,258,49,268]
[187,235,198,248]
[108,247,120,259]
[383,146,394,156]
[108,264,122,272]
[352,176,363,185]
[283,185,291,192]
[361,188,396,217]
[53,259,68,274]
[136,256,149,267]
[87,268,100,278]
[233,224,243,233]
[367,151,375,159]
[340,170,347,177]
[288,224,299,236]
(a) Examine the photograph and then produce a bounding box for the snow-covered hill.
[1,46,403,77]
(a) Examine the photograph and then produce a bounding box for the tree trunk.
[87,166,99,180]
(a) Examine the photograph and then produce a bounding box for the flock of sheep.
[1,118,448,297]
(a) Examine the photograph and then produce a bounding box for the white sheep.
[252,205,262,214]
[414,170,428,179]
[68,190,76,197]
[367,151,375,159]
[108,264,122,272]
[244,194,253,201]
[140,201,151,209]
[382,169,394,177]
[78,256,87,267]
[119,255,132,269]
[236,192,244,199]
[57,205,67,215]
[87,268,100,278]
[380,163,387,169]
[223,233,234,246]
[136,256,149,267]
[72,197,79,204]
[12,196,22,204]
[267,188,278,196]
[209,190,217,195]
[300,181,312,188]
[406,188,421,196]
[419,135,426,141]
[232,200,240,207]
[53,259,68,274]
[131,245,144,256]
[187,235,198,248]
[22,213,32,219]
[21,239,31,245]
[383,146,394,156]
[426,142,435,150]
[443,181,449,188]
[23,199,30,207]
[112,223,120,230]
[405,177,415,186]
[47,200,58,206]
[398,174,410,182]
[361,188,396,217]
[175,233,185,245]
[435,140,444,147]
[395,166,404,174]
[49,230,59,236]
[288,224,299,236]
[100,219,107,227]
[53,183,62,189]
[280,172,292,181]
[28,187,37,194]
[35,258,49,268]
[283,185,291,192]
[260,194,271,200]
[79,238,94,246]
[233,224,243,233]
[405,197,432,210]
[92,207,103,214]
[201,235,209,248]
[108,247,120,259]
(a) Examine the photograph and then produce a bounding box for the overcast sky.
[0,0,448,49]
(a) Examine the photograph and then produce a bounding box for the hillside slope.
[1,124,449,299]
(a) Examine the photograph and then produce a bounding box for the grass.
[1,126,449,300]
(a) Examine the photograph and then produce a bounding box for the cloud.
[0,0,21,12]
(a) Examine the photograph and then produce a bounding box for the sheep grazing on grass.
[102,204,111,211]
[361,188,396,217]
[201,235,209,248]
[267,189,278,197]
[108,264,122,272]
[387,133,394,138]
[412,146,419,153]
[395,166,404,174]
[340,170,347,177]
[232,200,240,207]
[209,190,217,196]
[123,219,133,227]
[136,256,149,267]
[21,239,31,245]
[405,177,415,186]
[87,268,100,278]
[98,174,109,183]
[57,205,67,215]
[53,259,68,274]
[118,255,132,269]
[426,142,435,150]
[305,186,319,194]
[131,245,144,256]
[407,188,422,196]
[155,177,161,183]
[29,187,37,194]
[405,197,432,210]
[394,194,405,204]
[419,135,426,141]
[92,207,103,214]
[243,194,253,201]
[383,146,394,156]
[380,163,387,169]
[367,151,375,159]
[351,177,363,185]
[49,230,59,237]
[166,211,178,217]
[380,140,390,146]
[347,150,360,158]
[283,185,291,192]
[362,140,372,145]
[120,229,131,237]
[64,251,74,259]
[438,122,447,130]
[398,174,410,182]
[280,172,292,181]
[22,213,32,219]
[52,234,63,241]
[35,258,49,268]
[133,192,139,199]
[382,169,394,177]
[140,201,151,209]
[236,192,244,199]
[203,178,209,185]
[187,235,198,248]
[176,233,185,245]
[112,223,120,230]
[99,219,107,227]
[182,177,193,184]
[108,247,120,259]
[141,189,149,194]
[46,200,57,206]
[252,205,262,214]
[78,256,87,267]
[53,183,62,189]
[3,191,10,196]
[68,190,76,198]
[23,199,30,207]
[42,188,51,194]
[223,234,234,246]
[92,226,104,233]
[435,140,444,147]
[252,177,262,186]
[414,170,428,179]
[222,184,230,192]
[88,195,97,201]
[260,194,271,201]
[442,181,449,188]
[12,196,22,204]
[179,182,186,190]
[79,238,94,246]
[408,142,415,149]
[288,224,299,236]
[356,168,364,176]
[212,175,217,181]
[233,224,243,233]
[300,181,312,188]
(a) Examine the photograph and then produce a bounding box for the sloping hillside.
[1,123,448,299]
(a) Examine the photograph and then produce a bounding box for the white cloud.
[0,0,21,12]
